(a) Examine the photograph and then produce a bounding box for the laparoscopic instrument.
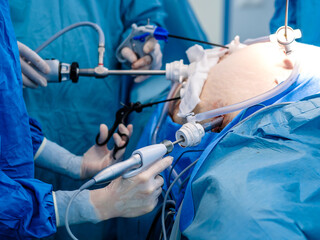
[116,22,228,64]
[65,139,180,240]
[95,97,181,158]
[65,116,223,240]
[32,21,228,84]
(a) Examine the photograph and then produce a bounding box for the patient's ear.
[283,57,294,70]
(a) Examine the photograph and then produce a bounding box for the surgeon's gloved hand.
[17,41,50,88]
[35,124,133,180]
[80,123,133,179]
[91,156,173,220]
[121,37,162,83]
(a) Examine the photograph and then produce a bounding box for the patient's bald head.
[171,42,294,127]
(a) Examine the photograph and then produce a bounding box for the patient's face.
[172,42,294,127]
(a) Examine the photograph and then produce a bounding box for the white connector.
[175,122,205,147]
[165,60,189,83]
[271,26,302,54]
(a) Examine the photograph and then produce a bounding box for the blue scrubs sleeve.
[0,170,56,239]
[29,117,44,156]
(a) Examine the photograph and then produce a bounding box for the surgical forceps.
[95,97,181,158]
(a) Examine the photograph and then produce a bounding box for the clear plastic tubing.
[151,82,180,144]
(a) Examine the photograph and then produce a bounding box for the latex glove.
[121,37,162,83]
[80,123,133,179]
[35,124,132,180]
[17,41,50,88]
[90,156,173,220]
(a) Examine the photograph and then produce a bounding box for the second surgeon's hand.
[90,156,173,220]
[80,123,133,179]
[17,41,50,88]
[121,37,162,83]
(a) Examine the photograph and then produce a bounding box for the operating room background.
[189,0,275,44]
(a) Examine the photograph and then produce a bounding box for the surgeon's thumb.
[98,124,109,144]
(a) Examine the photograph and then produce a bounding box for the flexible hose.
[65,179,96,240]
[35,21,105,53]
[161,159,199,240]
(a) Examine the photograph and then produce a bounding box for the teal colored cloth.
[183,94,320,240]
[177,42,320,238]
[10,0,165,156]
[270,0,320,46]
[10,1,165,239]
[179,41,320,232]
[0,1,55,238]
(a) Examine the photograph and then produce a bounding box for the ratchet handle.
[116,23,168,64]
[116,24,153,63]
[112,131,129,160]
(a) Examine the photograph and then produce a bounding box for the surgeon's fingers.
[22,74,38,89]
[143,37,157,54]
[18,42,50,74]
[132,55,152,69]
[20,57,48,87]
[118,123,133,138]
[134,75,150,83]
[112,134,126,160]
[154,174,164,188]
[121,47,138,63]
[144,156,173,179]
[98,124,109,145]
[112,124,133,159]
[113,124,133,144]
[133,65,151,83]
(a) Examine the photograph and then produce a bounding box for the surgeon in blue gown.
[9,0,210,238]
[270,0,320,46]
[137,36,320,238]
[0,1,56,238]
[0,2,174,239]
[9,1,166,239]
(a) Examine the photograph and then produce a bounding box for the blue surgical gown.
[270,0,320,46]
[29,117,44,156]
[0,1,55,238]
[136,41,320,238]
[178,43,320,238]
[183,94,320,240]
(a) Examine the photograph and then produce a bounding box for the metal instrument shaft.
[285,0,289,40]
